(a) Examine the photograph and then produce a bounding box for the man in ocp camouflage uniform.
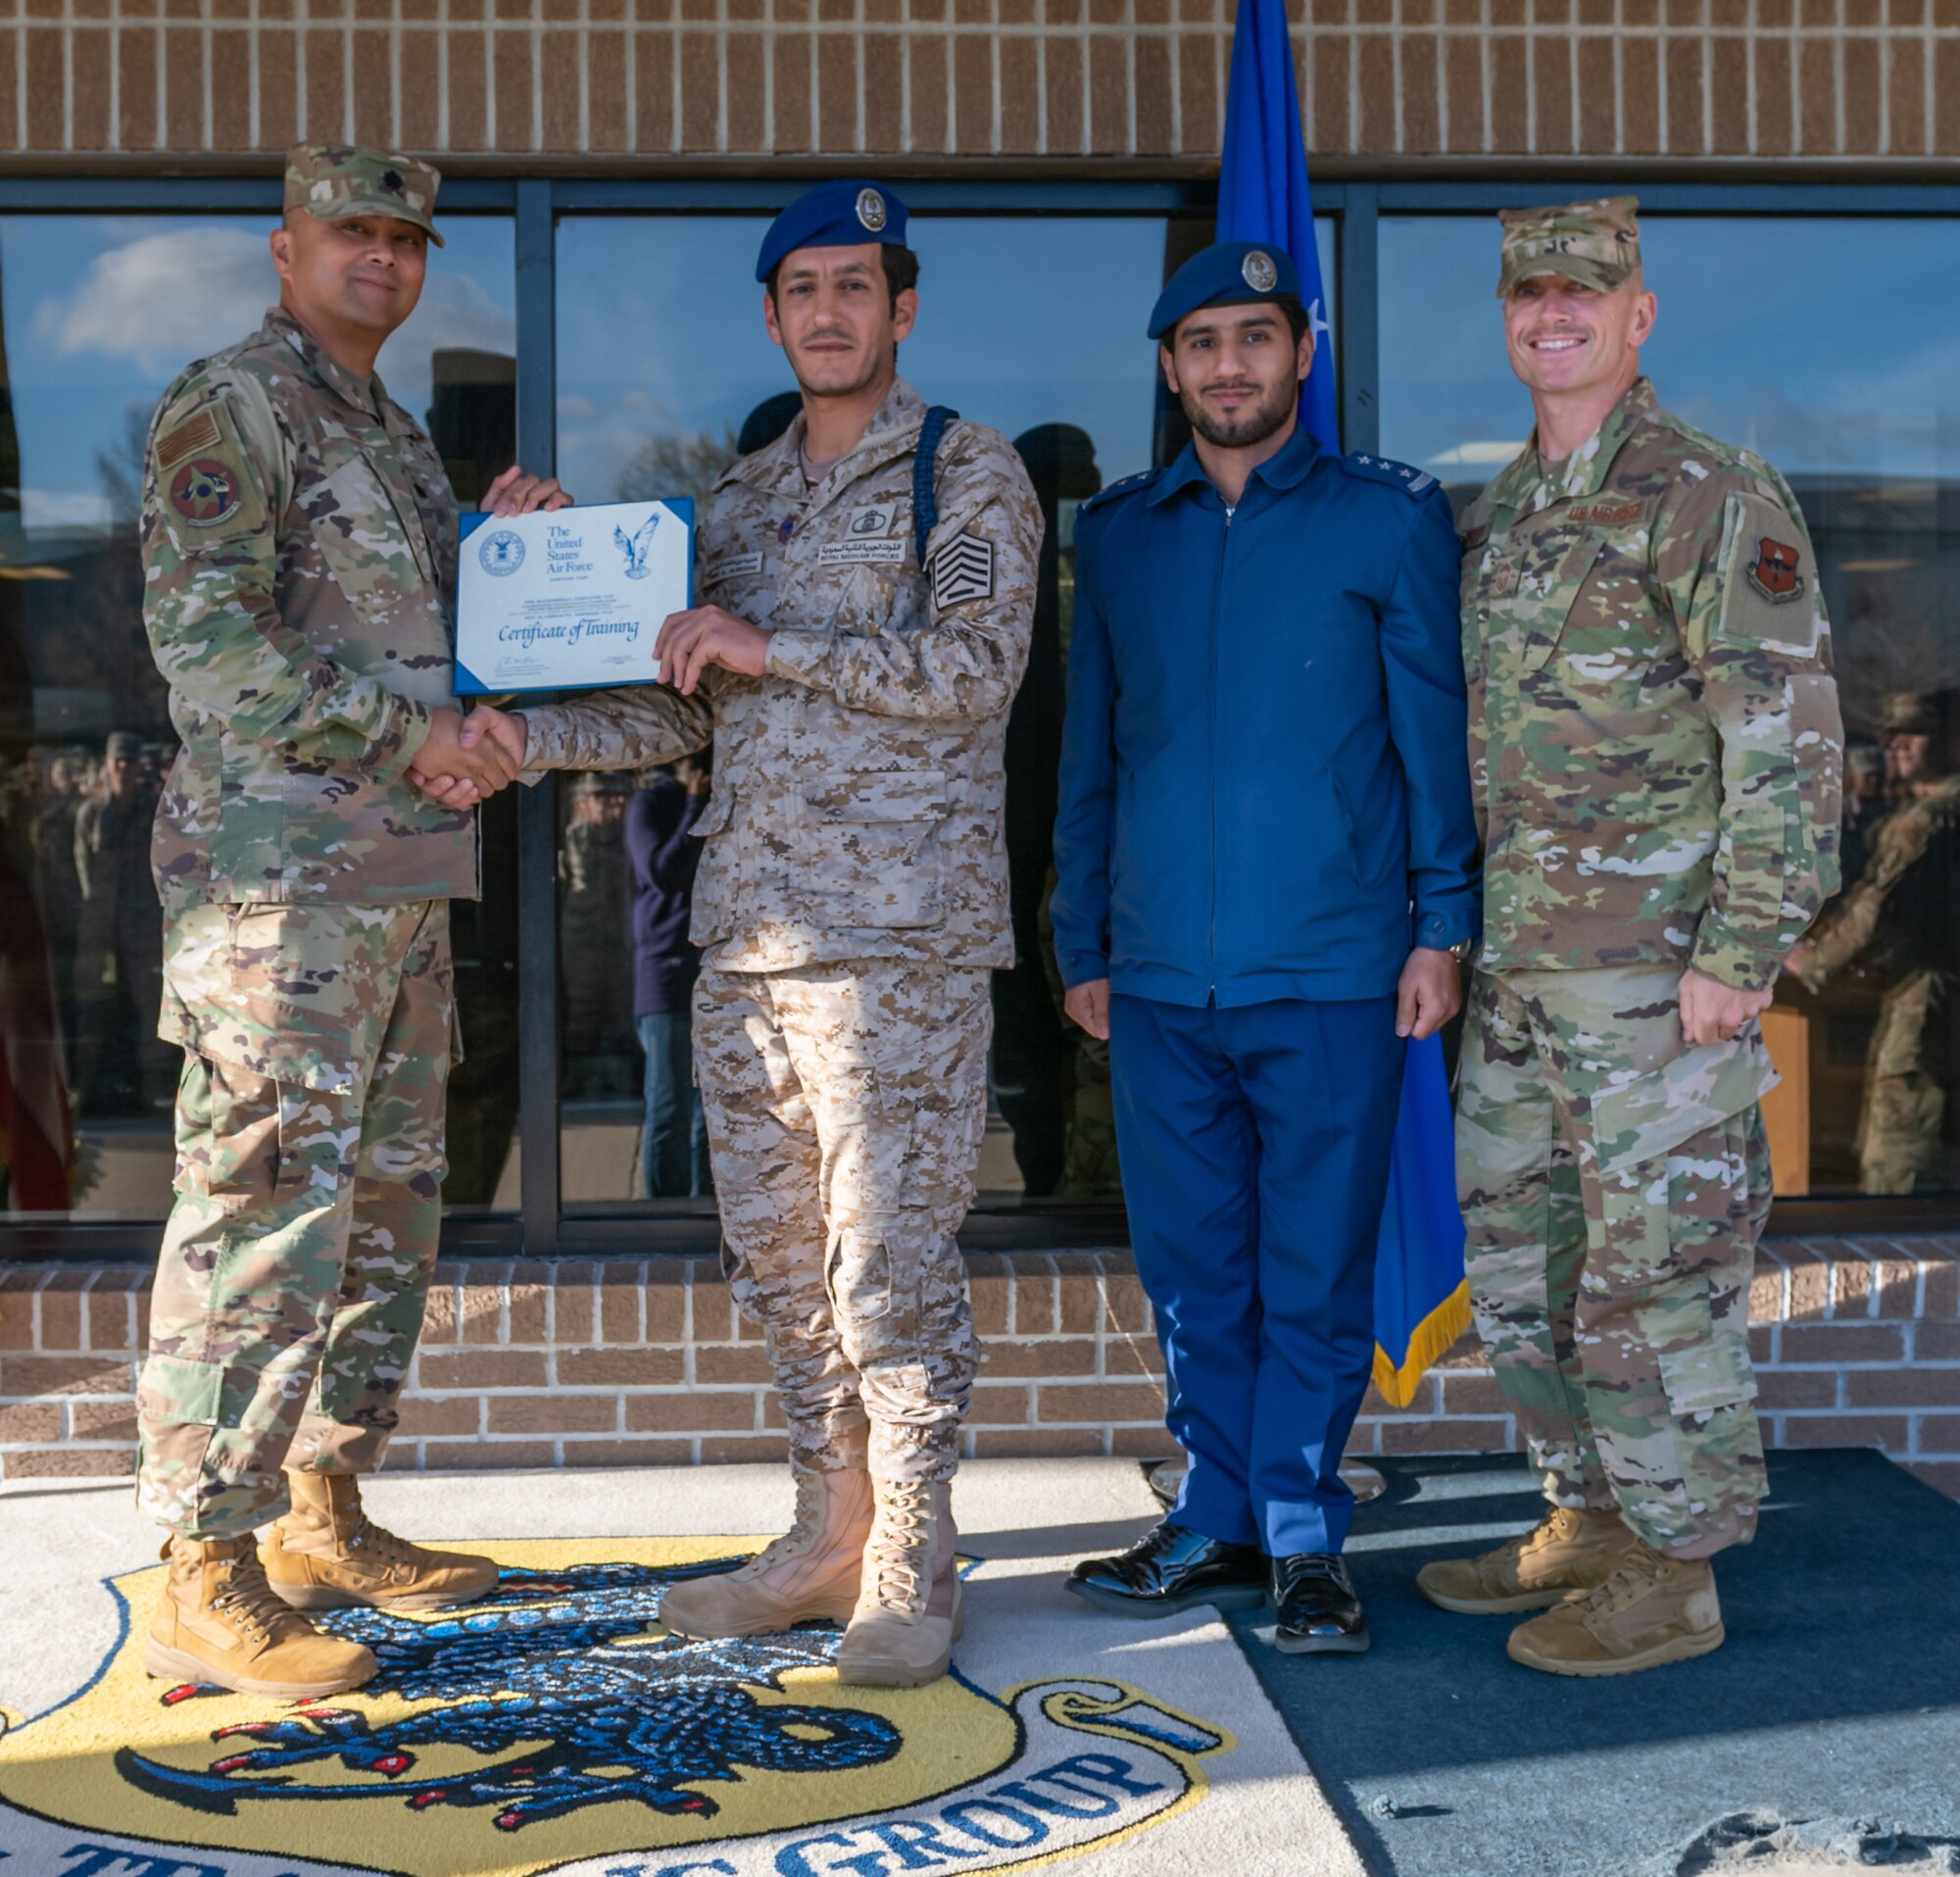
[134,143,564,1700]
[1417,198,1842,1674]
[432,180,1041,1687]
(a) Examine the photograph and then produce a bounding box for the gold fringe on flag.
[1370,1279,1474,1408]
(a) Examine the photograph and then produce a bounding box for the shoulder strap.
[913,405,959,566]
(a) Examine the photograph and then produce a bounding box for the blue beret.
[756,180,908,283]
[1148,241,1301,341]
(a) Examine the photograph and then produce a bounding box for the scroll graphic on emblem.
[1747,535,1804,605]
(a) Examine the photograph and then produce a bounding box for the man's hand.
[1679,967,1774,1046]
[654,607,770,695]
[1396,947,1462,1041]
[409,704,528,808]
[1781,942,1814,978]
[1063,979,1111,1042]
[481,466,573,516]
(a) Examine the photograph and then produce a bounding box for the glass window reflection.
[0,215,519,1225]
[1381,214,1960,1198]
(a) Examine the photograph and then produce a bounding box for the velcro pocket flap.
[1658,1333,1757,1417]
[805,769,948,823]
[137,1353,224,1427]
[1589,1034,1779,1175]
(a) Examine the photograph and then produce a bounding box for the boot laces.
[1574,1548,1670,1616]
[865,1483,933,1614]
[344,1511,430,1572]
[731,1471,825,1582]
[210,1550,301,1646]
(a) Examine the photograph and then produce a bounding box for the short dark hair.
[1159,295,1311,352]
[766,244,920,311]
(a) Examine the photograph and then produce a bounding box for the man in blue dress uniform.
[1051,242,1479,1652]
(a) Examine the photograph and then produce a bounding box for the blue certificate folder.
[454,498,695,695]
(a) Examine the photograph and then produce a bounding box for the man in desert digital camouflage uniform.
[134,144,562,1699]
[1416,199,1842,1674]
[435,180,1041,1687]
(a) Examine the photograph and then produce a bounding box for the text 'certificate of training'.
[455,498,694,695]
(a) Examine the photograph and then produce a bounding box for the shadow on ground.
[1231,1450,1960,1877]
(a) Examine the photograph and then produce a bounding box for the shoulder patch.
[149,394,268,552]
[930,530,996,611]
[1342,452,1439,498]
[155,407,220,472]
[1079,469,1160,517]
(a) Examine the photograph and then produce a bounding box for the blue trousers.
[638,1011,711,1199]
[1108,993,1403,1556]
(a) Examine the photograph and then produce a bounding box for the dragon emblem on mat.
[116,1560,901,1831]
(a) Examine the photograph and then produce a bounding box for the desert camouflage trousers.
[137,899,455,1539]
[1456,964,1777,1558]
[694,961,989,1484]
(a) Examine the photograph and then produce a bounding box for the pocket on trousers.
[137,1352,225,1428]
[826,1227,894,1324]
[172,1055,283,1214]
[1658,1332,1757,1418]
[1588,1035,1779,1176]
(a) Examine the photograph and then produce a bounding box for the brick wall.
[1,0,1954,165]
[5,1237,1958,1498]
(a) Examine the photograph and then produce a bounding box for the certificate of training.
[454,498,694,695]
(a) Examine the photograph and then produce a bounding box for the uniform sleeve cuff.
[1058,951,1110,990]
[1413,909,1477,950]
[764,630,834,690]
[1690,922,1785,993]
[366,696,433,785]
[516,706,567,777]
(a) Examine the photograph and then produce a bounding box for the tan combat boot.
[1416,1506,1637,1615]
[262,1471,498,1612]
[1505,1544,1725,1676]
[146,1534,376,1700]
[661,1466,874,1640]
[835,1478,961,1689]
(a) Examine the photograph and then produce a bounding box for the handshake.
[411,705,528,809]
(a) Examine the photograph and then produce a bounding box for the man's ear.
[269,223,293,282]
[1159,342,1180,395]
[760,285,784,349]
[1297,328,1316,385]
[892,285,919,345]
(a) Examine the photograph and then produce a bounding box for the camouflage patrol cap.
[284,143,444,247]
[1496,196,1640,298]
[1882,691,1950,736]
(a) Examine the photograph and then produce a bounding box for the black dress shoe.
[1066,1521,1269,1618]
[1271,1552,1370,1655]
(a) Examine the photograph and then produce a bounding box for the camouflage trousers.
[137,899,455,1539]
[694,962,989,1484]
[1456,964,1776,1558]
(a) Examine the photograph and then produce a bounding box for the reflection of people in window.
[1787,690,1960,1195]
[74,729,172,1112]
[560,772,637,1099]
[628,757,713,1200]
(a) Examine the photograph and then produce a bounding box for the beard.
[1181,372,1299,451]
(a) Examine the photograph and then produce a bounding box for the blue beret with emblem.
[1148,240,1301,341]
[756,180,909,282]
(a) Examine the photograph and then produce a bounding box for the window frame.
[2,172,1954,1262]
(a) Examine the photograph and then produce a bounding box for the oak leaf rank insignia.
[930,530,995,610]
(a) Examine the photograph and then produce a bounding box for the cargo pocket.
[800,769,948,929]
[137,1351,226,1430]
[826,1225,894,1325]
[172,1054,284,1215]
[1658,1331,1757,1418]
[687,783,737,946]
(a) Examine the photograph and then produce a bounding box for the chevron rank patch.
[931,530,995,610]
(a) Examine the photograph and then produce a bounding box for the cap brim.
[1496,254,1632,298]
[307,199,445,247]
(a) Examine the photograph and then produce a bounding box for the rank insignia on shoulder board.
[931,531,995,609]
[1746,535,1804,604]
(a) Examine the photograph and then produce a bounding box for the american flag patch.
[930,531,995,610]
[156,408,220,469]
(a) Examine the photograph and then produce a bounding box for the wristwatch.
[1445,938,1476,965]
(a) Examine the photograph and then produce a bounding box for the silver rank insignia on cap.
[1242,249,1279,292]
[856,188,887,232]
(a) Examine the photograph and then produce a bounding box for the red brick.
[726,27,766,149]
[1178,29,1219,152]
[1912,1413,1960,1456]
[74,26,114,147]
[423,1439,556,1468]
[69,1402,138,1440]
[1441,1374,1512,1416]
[1488,34,1527,151]
[1904,1459,1960,1500]
[1780,1413,1909,1449]
[1401,32,1440,153]
[1442,31,1483,152]
[557,1347,686,1387]
[505,1261,550,1344]
[0,1403,62,1442]
[1110,1426,1181,1457]
[1102,1262,1152,1334]
[970,1428,1105,1457]
[494,26,536,149]
[1101,1337,1165,1377]
[968,1255,1010,1336]
[980,1339,1098,1378]
[395,1396,481,1438]
[599,1263,642,1344]
[1926,1252,1960,1318]
[633,24,673,151]
[696,1345,771,1385]
[863,27,902,151]
[552,1263,597,1346]
[625,1392,760,1434]
[1844,1369,1960,1409]
[0,1274,38,1352]
[489,1394,619,1434]
[1037,1382,1165,1424]
[0,1356,132,1396]
[1056,1256,1102,1333]
[1015,1260,1059,1336]
[700,1435,788,1463]
[3,1448,134,1478]
[1757,1369,1838,1410]
[969,1383,1033,1425]
[1781,1243,1832,1321]
[416,1350,548,1390]
[772,30,812,150]
[1310,30,1350,151]
[1087,32,1125,153]
[1042,35,1080,155]
[562,1438,696,1466]
[1796,36,1835,153]
[814,26,855,149]
[1380,1417,1512,1454]
[1824,1244,1882,1318]
[652,1265,692,1345]
[460,1273,508,1345]
[910,31,948,152]
[419,1275,461,1346]
[38,1275,86,1358]
[1915,1322,1960,1360]
[1780,1323,1906,1365]
[1621,35,1660,151]
[1755,31,1793,154]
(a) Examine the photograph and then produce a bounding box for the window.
[1381,213,1960,1198]
[0,214,519,1224]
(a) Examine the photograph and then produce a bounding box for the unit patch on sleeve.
[930,531,996,609]
[1746,535,1804,604]
[169,458,244,527]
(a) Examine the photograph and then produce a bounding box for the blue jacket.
[1051,424,1480,1008]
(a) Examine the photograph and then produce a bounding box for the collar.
[264,306,385,420]
[1145,418,1321,508]
[725,376,927,502]
[1524,374,1656,507]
